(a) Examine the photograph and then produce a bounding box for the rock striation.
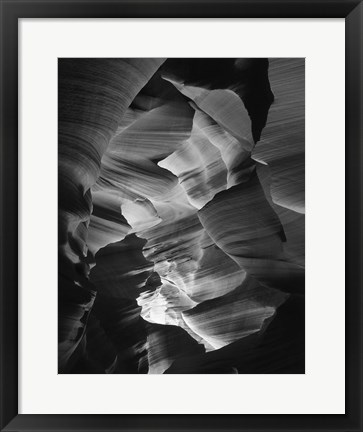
[59,58,305,373]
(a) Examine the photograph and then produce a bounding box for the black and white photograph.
[58,58,305,374]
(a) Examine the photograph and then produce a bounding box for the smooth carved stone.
[59,58,305,373]
[182,276,288,349]
[90,234,156,300]
[165,295,304,374]
[146,323,205,374]
[252,58,305,213]
[198,172,304,293]
[58,278,96,372]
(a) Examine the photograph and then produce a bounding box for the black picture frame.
[1,1,362,431]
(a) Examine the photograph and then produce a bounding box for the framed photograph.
[1,1,362,431]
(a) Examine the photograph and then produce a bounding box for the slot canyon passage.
[58,58,305,374]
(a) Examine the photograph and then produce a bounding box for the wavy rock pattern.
[252,58,305,213]
[58,59,165,370]
[58,58,305,373]
[182,276,288,350]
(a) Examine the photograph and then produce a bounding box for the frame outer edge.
[0,0,362,431]
[346,1,363,431]
[0,1,19,432]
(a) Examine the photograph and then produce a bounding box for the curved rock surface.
[58,58,305,373]
[252,58,305,213]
